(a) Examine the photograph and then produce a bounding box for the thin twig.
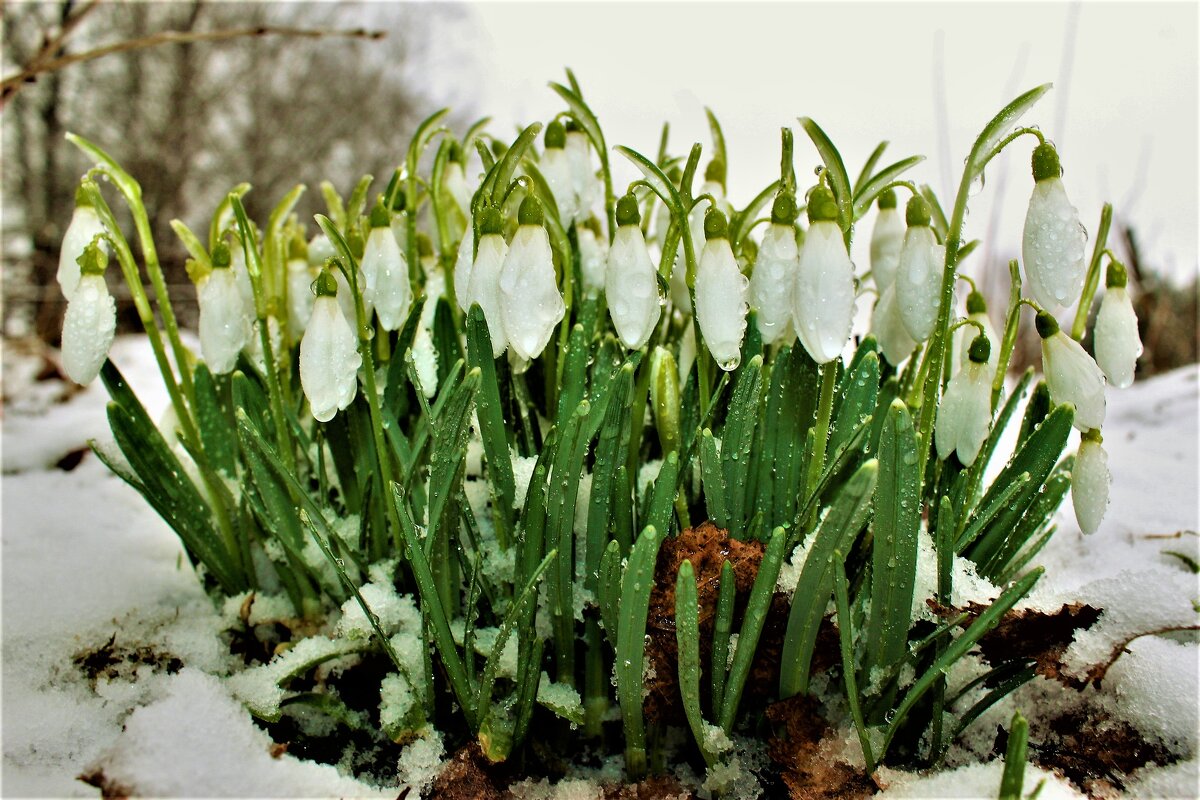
[1086,625,1200,686]
[2,25,386,104]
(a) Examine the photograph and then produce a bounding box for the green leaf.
[645,451,680,537]
[616,525,664,778]
[700,429,729,529]
[675,559,716,766]
[722,355,764,535]
[865,400,919,683]
[704,107,727,191]
[710,560,736,714]
[598,540,623,645]
[192,364,237,478]
[852,140,888,196]
[968,84,1052,175]
[780,459,878,698]
[830,351,879,455]
[486,123,543,207]
[466,306,516,542]
[852,155,926,220]
[798,117,853,233]
[999,711,1030,800]
[834,553,876,773]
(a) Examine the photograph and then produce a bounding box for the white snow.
[2,333,1196,795]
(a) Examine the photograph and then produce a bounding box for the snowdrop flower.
[308,232,336,268]
[1022,142,1087,310]
[443,143,474,222]
[895,196,945,342]
[285,236,315,341]
[792,185,855,364]
[58,185,108,301]
[61,242,116,385]
[1037,311,1106,431]
[389,192,409,252]
[228,236,257,321]
[198,243,253,375]
[453,226,475,313]
[578,219,609,295]
[750,190,800,346]
[955,291,1000,372]
[868,189,904,291]
[539,121,579,226]
[565,121,600,220]
[673,159,735,312]
[1072,430,1110,535]
[300,267,361,422]
[695,207,749,370]
[1093,260,1142,389]
[872,284,917,366]
[465,207,510,358]
[500,195,564,361]
[363,202,412,331]
[606,193,661,349]
[936,333,994,466]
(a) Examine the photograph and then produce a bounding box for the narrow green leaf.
[798,117,853,232]
[834,553,876,773]
[616,525,663,778]
[999,711,1030,800]
[675,559,715,766]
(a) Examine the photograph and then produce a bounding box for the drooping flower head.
[793,184,855,364]
[500,194,564,361]
[936,332,994,466]
[895,195,944,342]
[750,190,799,346]
[61,241,116,385]
[539,120,578,226]
[1072,429,1110,535]
[198,242,253,375]
[1037,310,1106,431]
[577,218,609,295]
[59,184,108,301]
[465,206,509,358]
[606,192,661,350]
[1093,260,1142,389]
[955,291,1000,372]
[695,206,749,370]
[869,189,904,291]
[364,200,412,332]
[564,119,601,221]
[300,264,362,422]
[1022,142,1087,310]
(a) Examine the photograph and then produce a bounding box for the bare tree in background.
[3,1,463,342]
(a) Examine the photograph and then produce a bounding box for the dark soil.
[765,695,877,800]
[73,633,182,688]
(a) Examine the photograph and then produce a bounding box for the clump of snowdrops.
[58,71,1141,786]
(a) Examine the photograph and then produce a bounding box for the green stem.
[1070,202,1114,340]
[805,362,838,497]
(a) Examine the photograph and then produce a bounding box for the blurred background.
[2,2,1196,376]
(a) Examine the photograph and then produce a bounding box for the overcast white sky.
[437,1,1197,284]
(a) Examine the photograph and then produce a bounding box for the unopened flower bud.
[1093,261,1141,389]
[895,197,944,342]
[61,243,116,384]
[1022,142,1087,310]
[500,195,564,360]
[793,191,855,364]
[1072,431,1110,535]
[606,195,660,349]
[695,208,748,370]
[300,269,361,422]
[1037,311,1106,431]
[58,185,108,301]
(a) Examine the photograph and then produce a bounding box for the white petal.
[361,228,402,306]
[566,131,600,219]
[230,245,256,320]
[286,259,316,340]
[61,274,116,384]
[412,322,439,399]
[872,284,917,366]
[895,226,943,342]
[539,148,578,225]
[936,361,993,465]
[695,238,749,370]
[198,269,252,374]
[307,234,336,268]
[58,207,107,301]
[793,221,855,364]
[500,226,564,361]
[453,232,474,313]
[578,227,609,295]
[1072,438,1110,535]
[373,237,413,332]
[300,296,361,422]
[1042,331,1106,431]
[466,234,510,358]
[1093,287,1141,389]
[443,163,473,221]
[606,225,661,349]
[751,223,799,346]
[1022,178,1087,310]
[243,316,282,374]
[869,207,904,290]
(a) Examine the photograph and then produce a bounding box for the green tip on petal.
[1035,310,1060,339]
[391,191,407,212]
[74,183,94,208]
[877,189,897,210]
[211,242,232,268]
[416,231,434,257]
[315,265,339,297]
[448,140,465,164]
[76,242,108,276]
[771,190,799,225]
[1106,260,1128,289]
[1031,142,1062,182]
[369,199,390,229]
[905,195,932,228]
[966,290,988,315]
[806,185,839,223]
[968,333,991,364]
[563,118,583,134]
[704,158,726,185]
[518,193,544,226]
[479,206,504,236]
[615,193,641,226]
[545,120,566,149]
[703,206,729,240]
[1081,427,1104,443]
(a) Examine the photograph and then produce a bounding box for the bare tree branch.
[1,24,386,105]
